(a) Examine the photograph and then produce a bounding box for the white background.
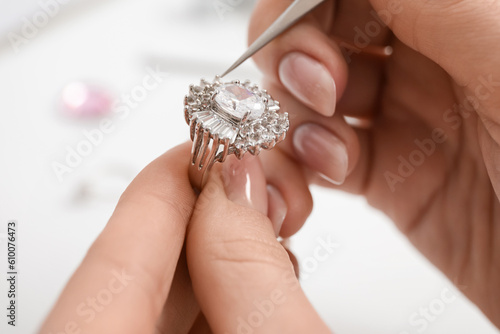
[0,0,498,333]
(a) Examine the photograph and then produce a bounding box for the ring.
[184,76,289,190]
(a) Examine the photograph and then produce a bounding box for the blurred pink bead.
[61,82,113,118]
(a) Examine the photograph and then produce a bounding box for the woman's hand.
[248,0,500,327]
[39,143,329,334]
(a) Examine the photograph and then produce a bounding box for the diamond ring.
[185,76,289,190]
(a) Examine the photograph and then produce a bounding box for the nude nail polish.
[279,52,336,117]
[293,123,348,184]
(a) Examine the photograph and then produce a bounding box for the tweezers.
[221,0,327,77]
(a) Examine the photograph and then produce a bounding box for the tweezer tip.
[220,63,236,78]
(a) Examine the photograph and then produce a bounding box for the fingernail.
[222,155,267,215]
[279,52,336,117]
[266,185,287,237]
[293,123,348,184]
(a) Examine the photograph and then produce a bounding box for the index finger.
[40,143,196,334]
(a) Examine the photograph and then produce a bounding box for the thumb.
[186,156,330,334]
[369,0,500,84]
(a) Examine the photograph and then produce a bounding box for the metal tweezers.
[221,0,327,77]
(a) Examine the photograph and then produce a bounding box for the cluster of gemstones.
[184,77,289,159]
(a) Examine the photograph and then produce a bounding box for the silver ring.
[184,76,289,190]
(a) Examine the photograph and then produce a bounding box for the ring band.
[188,126,228,189]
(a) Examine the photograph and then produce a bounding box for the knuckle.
[206,229,292,271]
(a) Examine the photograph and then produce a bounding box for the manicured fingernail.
[266,185,287,237]
[222,155,267,215]
[293,123,348,184]
[279,52,336,117]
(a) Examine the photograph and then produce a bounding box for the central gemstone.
[213,84,265,122]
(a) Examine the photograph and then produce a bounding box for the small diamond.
[186,95,197,104]
[239,125,251,137]
[272,125,281,134]
[213,84,266,122]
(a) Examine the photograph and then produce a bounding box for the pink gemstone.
[61,82,112,118]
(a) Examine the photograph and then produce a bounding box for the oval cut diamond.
[213,84,265,122]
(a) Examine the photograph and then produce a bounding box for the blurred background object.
[60,81,113,118]
[0,1,498,333]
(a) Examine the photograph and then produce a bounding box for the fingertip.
[220,155,268,215]
[267,184,287,236]
[280,183,313,238]
[261,150,313,238]
[293,123,349,185]
[279,52,337,117]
